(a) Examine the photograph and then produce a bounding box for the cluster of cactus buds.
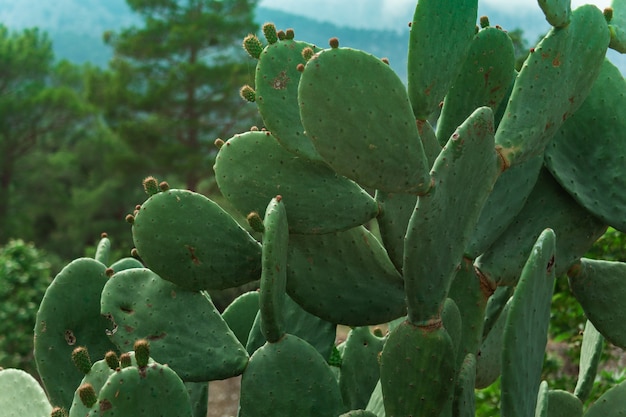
[5,0,626,416]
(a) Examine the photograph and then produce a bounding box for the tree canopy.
[90,0,260,192]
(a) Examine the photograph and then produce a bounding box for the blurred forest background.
[1,0,625,411]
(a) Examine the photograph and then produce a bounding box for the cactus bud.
[246,211,265,233]
[125,214,135,224]
[604,7,614,23]
[131,248,140,258]
[214,138,225,149]
[78,383,97,408]
[329,37,339,48]
[142,176,160,196]
[100,232,108,239]
[71,346,92,374]
[243,34,263,59]
[120,352,132,368]
[480,15,490,28]
[239,84,256,102]
[105,267,115,277]
[296,63,305,72]
[277,30,286,40]
[134,339,150,368]
[302,46,314,61]
[381,57,390,65]
[250,126,259,131]
[50,407,68,417]
[262,22,278,44]
[104,350,119,370]
[285,28,295,40]
[159,181,170,192]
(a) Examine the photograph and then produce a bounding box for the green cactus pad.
[475,298,511,389]
[89,360,192,417]
[584,379,626,417]
[500,229,556,417]
[568,258,626,349]
[546,390,583,417]
[539,0,571,27]
[245,294,336,360]
[298,46,431,193]
[185,382,208,417]
[108,257,143,273]
[418,119,442,167]
[454,353,477,417]
[339,327,386,410]
[100,268,249,381]
[374,191,417,271]
[255,38,324,161]
[239,334,344,417]
[574,320,604,402]
[536,381,549,417]
[448,259,489,367]
[495,4,609,167]
[214,131,379,234]
[609,0,626,53]
[475,169,607,286]
[407,0,478,119]
[380,321,456,417]
[466,154,543,258]
[0,368,52,417]
[94,234,111,266]
[34,258,117,410]
[132,188,262,291]
[544,59,626,232]
[221,290,260,346]
[442,297,463,357]
[365,380,385,417]
[286,226,405,326]
[482,285,513,341]
[436,26,516,145]
[259,196,288,343]
[404,107,500,323]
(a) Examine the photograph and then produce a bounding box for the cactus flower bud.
[142,176,160,196]
[134,339,150,368]
[78,383,97,408]
[71,346,92,374]
[262,22,278,44]
[243,34,263,59]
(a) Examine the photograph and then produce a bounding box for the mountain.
[0,0,623,76]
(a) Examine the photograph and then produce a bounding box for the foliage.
[88,0,261,192]
[0,240,52,375]
[0,24,99,245]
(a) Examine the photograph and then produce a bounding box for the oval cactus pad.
[298,46,431,194]
[132,188,262,291]
[214,130,379,234]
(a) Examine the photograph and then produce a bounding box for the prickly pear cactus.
[23,0,626,416]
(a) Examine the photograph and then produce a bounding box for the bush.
[0,239,52,376]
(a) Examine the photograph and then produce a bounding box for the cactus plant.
[11,0,626,416]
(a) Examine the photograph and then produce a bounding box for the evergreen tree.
[0,25,92,242]
[90,0,260,192]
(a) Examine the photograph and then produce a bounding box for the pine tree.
[91,0,260,192]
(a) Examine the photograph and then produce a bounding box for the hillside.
[0,0,623,75]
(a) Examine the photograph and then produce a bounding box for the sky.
[258,0,612,32]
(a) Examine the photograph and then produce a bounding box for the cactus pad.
[100,268,249,381]
[132,188,262,291]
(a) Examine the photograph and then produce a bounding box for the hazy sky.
[258,0,611,32]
